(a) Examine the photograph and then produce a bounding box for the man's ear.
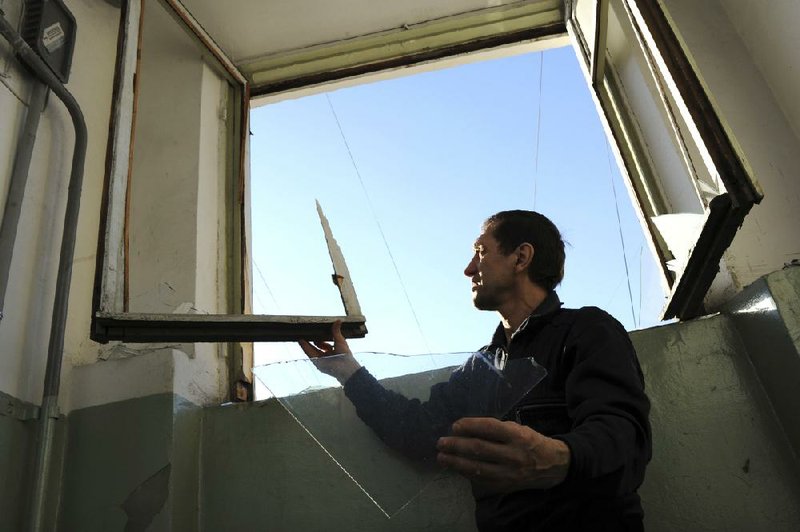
[515,243,534,272]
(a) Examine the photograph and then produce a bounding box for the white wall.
[719,0,800,144]
[0,0,230,409]
[661,0,800,299]
[0,0,118,404]
[65,0,230,410]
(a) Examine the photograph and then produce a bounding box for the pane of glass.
[254,351,547,517]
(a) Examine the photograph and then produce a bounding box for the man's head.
[464,210,565,311]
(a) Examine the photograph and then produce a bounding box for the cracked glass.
[254,351,546,517]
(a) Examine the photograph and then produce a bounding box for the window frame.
[91,0,367,344]
[565,0,762,320]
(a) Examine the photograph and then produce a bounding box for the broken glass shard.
[254,351,546,518]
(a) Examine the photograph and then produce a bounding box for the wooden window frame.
[565,0,761,320]
[91,0,367,350]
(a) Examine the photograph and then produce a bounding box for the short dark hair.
[484,210,565,291]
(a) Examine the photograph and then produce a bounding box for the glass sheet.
[254,351,547,518]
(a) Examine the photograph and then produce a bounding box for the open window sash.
[91,0,366,345]
[565,0,761,320]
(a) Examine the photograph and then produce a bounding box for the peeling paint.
[97,342,184,361]
[121,463,171,532]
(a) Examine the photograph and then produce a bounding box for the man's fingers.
[311,341,334,353]
[300,322,352,360]
[332,320,351,354]
[450,417,518,443]
[436,450,509,480]
[298,340,321,358]
[298,340,335,358]
[437,434,517,465]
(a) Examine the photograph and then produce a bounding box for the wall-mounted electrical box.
[21,0,77,83]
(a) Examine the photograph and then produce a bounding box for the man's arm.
[300,321,482,461]
[554,309,651,489]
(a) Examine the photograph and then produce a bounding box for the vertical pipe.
[0,13,87,532]
[0,81,48,319]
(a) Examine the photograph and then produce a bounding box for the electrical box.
[21,0,77,83]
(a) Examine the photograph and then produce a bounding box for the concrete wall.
[58,393,202,531]
[633,305,800,530]
[200,398,478,532]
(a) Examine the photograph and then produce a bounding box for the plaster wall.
[718,0,800,143]
[632,313,800,531]
[117,0,230,404]
[58,393,201,532]
[0,0,118,405]
[127,0,205,316]
[660,0,800,296]
[1,0,231,411]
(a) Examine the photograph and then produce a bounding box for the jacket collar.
[489,291,563,348]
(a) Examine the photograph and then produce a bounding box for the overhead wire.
[253,259,279,311]
[325,94,432,354]
[252,256,302,388]
[605,141,638,329]
[638,244,644,328]
[533,51,545,209]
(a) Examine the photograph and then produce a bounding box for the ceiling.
[180,0,534,63]
[176,0,567,95]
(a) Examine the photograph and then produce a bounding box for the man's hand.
[436,417,570,492]
[298,320,362,384]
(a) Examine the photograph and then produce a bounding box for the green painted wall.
[58,393,202,532]
[200,399,477,532]
[0,404,36,532]
[0,394,67,532]
[632,314,800,530]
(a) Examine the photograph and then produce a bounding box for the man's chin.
[472,294,497,311]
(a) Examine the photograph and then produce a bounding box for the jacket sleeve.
[554,308,651,492]
[342,355,510,461]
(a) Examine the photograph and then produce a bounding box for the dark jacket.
[344,292,651,531]
[474,292,651,532]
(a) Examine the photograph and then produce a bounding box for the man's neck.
[498,286,548,343]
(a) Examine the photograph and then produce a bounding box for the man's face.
[464,226,517,311]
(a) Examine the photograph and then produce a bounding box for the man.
[301,210,651,531]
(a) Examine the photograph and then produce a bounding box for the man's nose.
[464,256,477,277]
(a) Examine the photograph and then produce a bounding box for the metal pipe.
[0,12,87,532]
[0,81,48,320]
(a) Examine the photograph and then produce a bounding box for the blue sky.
[249,45,667,367]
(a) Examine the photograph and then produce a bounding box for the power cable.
[325,94,432,354]
[533,52,545,209]
[605,142,638,328]
[253,259,279,310]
